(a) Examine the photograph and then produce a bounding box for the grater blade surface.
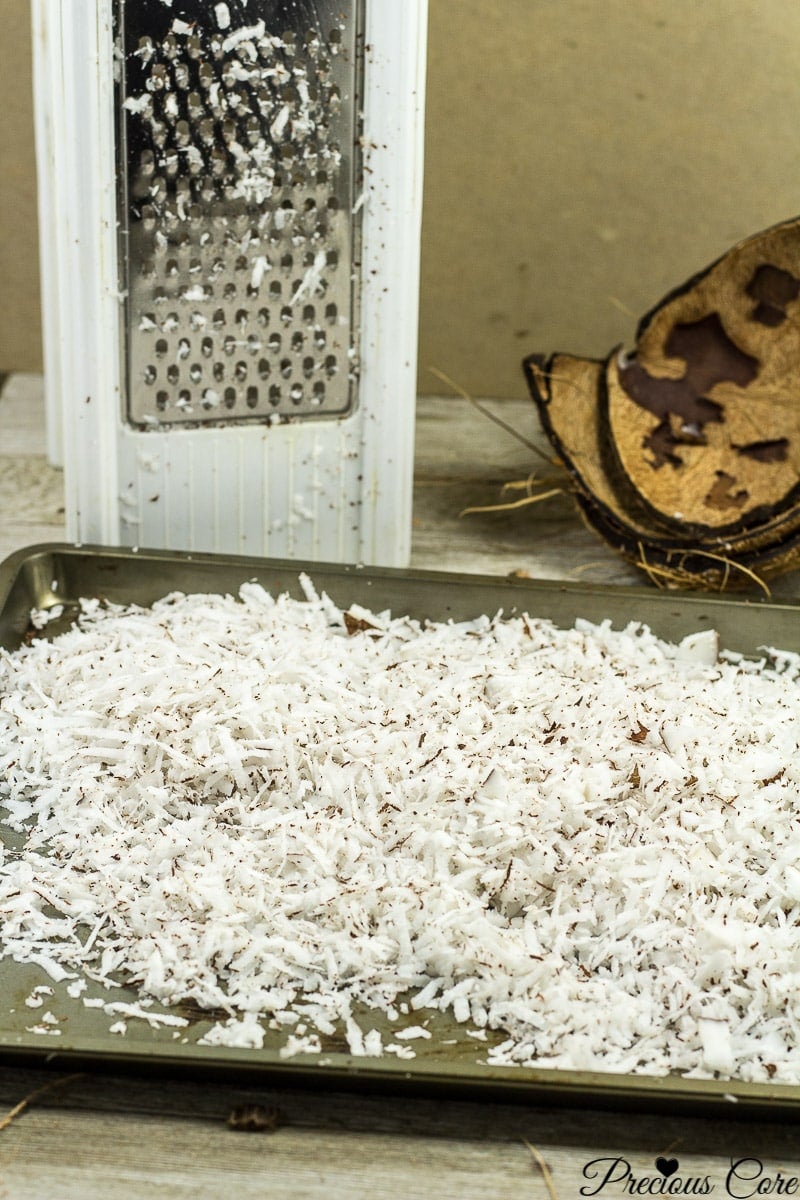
[117,0,363,428]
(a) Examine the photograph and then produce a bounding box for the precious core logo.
[579,1157,800,1197]
[580,1157,712,1196]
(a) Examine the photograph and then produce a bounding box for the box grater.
[32,0,427,564]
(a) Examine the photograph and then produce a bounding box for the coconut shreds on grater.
[2,577,800,1082]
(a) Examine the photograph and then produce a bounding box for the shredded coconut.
[24,985,53,1009]
[103,1001,188,1030]
[25,1011,60,1036]
[280,1033,322,1059]
[2,581,800,1083]
[385,1043,416,1060]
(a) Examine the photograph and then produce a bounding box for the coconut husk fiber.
[524,216,800,590]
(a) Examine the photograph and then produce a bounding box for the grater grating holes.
[121,2,362,427]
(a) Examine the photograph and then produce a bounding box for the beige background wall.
[0,0,39,376]
[2,0,800,398]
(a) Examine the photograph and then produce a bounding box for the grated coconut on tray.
[1,576,800,1082]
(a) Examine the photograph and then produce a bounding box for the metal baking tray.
[2,541,800,1117]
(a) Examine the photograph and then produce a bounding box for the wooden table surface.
[1,374,799,1198]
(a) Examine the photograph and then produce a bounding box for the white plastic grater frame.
[33,0,427,565]
[31,0,66,469]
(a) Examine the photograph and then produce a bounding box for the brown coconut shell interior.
[605,218,800,533]
[523,216,800,589]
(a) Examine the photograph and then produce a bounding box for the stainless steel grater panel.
[117,0,364,428]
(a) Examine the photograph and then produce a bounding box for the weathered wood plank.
[0,374,49,458]
[1,1091,800,1200]
[0,1106,542,1200]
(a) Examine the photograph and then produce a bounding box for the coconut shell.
[524,348,800,558]
[524,352,608,499]
[525,351,693,542]
[604,216,800,533]
[574,490,800,590]
[523,216,800,589]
